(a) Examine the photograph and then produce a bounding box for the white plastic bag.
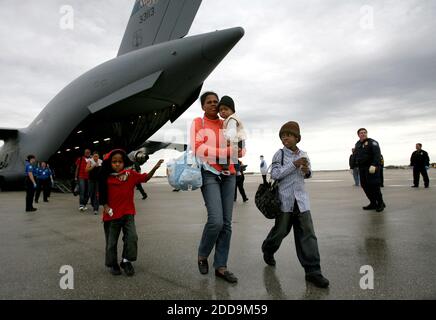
[167,151,202,191]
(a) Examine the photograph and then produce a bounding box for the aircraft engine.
[128,148,149,165]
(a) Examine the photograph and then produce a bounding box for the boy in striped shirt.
[261,121,329,288]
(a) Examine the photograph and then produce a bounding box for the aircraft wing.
[0,128,19,140]
[87,71,162,114]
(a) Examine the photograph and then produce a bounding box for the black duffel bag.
[255,149,284,219]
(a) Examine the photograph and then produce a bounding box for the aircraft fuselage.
[0,27,244,187]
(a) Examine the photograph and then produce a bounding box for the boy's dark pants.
[262,202,322,275]
[104,215,138,267]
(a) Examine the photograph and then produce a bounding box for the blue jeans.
[78,178,89,206]
[198,170,236,269]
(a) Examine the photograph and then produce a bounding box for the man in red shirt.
[75,149,91,211]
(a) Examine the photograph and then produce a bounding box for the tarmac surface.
[0,169,435,300]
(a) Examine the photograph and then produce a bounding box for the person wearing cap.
[218,95,247,175]
[261,121,329,288]
[98,149,163,276]
[24,154,38,212]
[354,128,385,212]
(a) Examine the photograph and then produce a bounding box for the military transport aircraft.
[0,0,244,189]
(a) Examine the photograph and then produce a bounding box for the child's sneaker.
[79,206,84,212]
[221,170,231,176]
[120,261,135,276]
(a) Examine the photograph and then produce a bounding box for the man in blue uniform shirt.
[35,161,53,203]
[355,128,386,212]
[25,154,38,212]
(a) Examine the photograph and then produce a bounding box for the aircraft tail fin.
[118,0,202,56]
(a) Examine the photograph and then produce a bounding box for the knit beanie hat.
[279,121,301,142]
[218,95,235,113]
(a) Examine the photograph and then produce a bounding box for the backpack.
[255,149,284,219]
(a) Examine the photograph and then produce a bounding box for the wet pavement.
[0,169,435,300]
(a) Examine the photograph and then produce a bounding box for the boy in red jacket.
[99,149,163,276]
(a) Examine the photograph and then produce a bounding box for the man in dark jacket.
[355,128,385,212]
[410,143,430,188]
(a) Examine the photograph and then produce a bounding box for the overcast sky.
[1,0,435,173]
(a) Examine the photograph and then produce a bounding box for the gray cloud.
[1,0,435,169]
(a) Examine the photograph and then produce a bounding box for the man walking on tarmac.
[410,143,430,188]
[355,128,386,212]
